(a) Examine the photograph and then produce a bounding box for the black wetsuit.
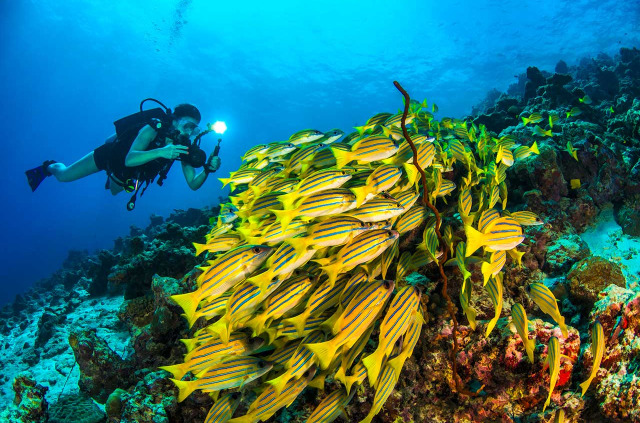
[93,129,174,187]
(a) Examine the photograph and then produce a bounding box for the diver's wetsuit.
[93,131,174,188]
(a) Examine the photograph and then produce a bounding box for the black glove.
[205,155,221,174]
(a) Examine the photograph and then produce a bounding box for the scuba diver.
[26,100,223,210]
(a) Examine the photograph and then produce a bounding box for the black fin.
[25,160,56,192]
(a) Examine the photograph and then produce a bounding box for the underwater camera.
[139,98,226,168]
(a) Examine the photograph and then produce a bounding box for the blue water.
[1,0,637,305]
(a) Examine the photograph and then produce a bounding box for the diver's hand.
[206,156,221,174]
[159,144,188,160]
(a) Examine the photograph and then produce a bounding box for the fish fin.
[313,257,332,267]
[320,261,343,288]
[218,177,232,188]
[386,355,404,377]
[308,373,326,390]
[271,209,295,231]
[543,394,551,412]
[170,292,201,323]
[246,314,269,336]
[246,272,272,292]
[182,311,201,329]
[247,214,263,227]
[266,373,289,397]
[530,141,539,155]
[331,148,352,169]
[286,237,310,257]
[180,338,198,353]
[460,212,475,227]
[334,366,347,386]
[351,185,371,208]
[207,318,231,344]
[402,162,419,187]
[362,349,383,386]
[170,378,196,403]
[560,318,569,338]
[464,306,477,330]
[485,316,499,338]
[265,327,278,345]
[464,225,484,257]
[305,340,338,370]
[193,242,208,257]
[282,312,308,337]
[480,261,492,286]
[278,192,299,210]
[525,339,535,364]
[579,377,593,397]
[159,364,186,380]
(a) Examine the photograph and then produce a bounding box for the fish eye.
[383,280,392,289]
[341,171,347,175]
[303,370,310,378]
[252,247,263,254]
[231,392,241,400]
[258,360,267,368]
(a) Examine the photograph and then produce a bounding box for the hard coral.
[48,394,105,423]
[568,256,626,308]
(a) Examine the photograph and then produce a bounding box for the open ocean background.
[1,0,638,305]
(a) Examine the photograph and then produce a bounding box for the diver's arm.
[181,161,208,190]
[125,126,188,167]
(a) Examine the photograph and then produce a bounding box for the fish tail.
[559,317,569,338]
[403,162,419,187]
[334,366,347,386]
[307,373,326,390]
[530,141,539,154]
[460,212,475,227]
[278,192,299,210]
[247,314,269,336]
[332,149,352,169]
[320,261,342,288]
[272,209,295,231]
[170,378,196,403]
[522,117,530,126]
[170,291,201,323]
[182,311,201,329]
[485,316,499,338]
[362,349,383,386]
[464,305,477,330]
[159,363,186,380]
[283,312,308,337]
[265,327,278,345]
[193,242,208,257]
[266,373,289,397]
[180,337,198,353]
[579,377,593,397]
[464,225,484,257]
[286,237,310,257]
[386,355,404,378]
[305,339,339,370]
[207,317,231,344]
[480,261,492,286]
[218,177,231,188]
[351,185,371,208]
[525,338,535,363]
[247,272,272,292]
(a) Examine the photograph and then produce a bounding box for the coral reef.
[1,48,639,422]
[48,394,105,423]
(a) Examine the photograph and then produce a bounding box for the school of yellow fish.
[162,99,602,421]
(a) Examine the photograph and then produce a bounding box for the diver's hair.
[173,103,201,123]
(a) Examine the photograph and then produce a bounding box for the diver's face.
[173,117,201,137]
